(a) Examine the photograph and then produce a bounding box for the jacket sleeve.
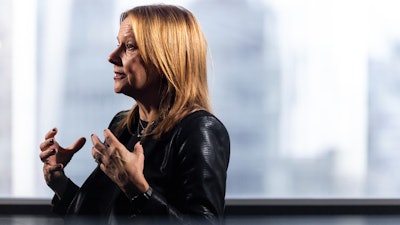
[136,114,230,224]
[51,179,79,215]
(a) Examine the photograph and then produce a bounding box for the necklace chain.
[136,119,155,138]
[138,119,146,130]
[137,119,145,137]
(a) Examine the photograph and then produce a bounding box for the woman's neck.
[137,102,158,122]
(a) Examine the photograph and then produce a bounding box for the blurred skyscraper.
[190,0,280,197]
[368,41,400,196]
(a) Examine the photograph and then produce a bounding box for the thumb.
[66,137,86,153]
[133,141,144,155]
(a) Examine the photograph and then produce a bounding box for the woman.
[39,4,230,225]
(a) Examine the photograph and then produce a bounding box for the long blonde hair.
[117,4,211,138]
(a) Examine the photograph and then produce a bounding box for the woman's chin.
[113,86,123,94]
[113,82,124,92]
[114,87,131,97]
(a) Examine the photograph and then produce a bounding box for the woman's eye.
[126,44,137,51]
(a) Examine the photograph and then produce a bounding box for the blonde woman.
[39,4,230,225]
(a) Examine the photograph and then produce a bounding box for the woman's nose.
[108,48,122,65]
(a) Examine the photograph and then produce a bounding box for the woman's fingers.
[103,129,120,149]
[91,134,107,164]
[92,146,105,164]
[92,130,144,187]
[44,128,57,140]
[91,133,102,146]
[39,128,58,152]
[39,148,57,163]
[91,131,120,163]
[44,163,64,173]
[39,138,55,151]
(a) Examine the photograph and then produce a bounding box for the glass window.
[2,0,400,199]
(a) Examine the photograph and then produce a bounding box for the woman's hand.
[91,129,149,195]
[39,128,86,196]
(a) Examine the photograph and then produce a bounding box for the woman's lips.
[114,72,126,80]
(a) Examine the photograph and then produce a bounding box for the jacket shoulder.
[108,110,130,132]
[176,110,230,143]
[181,110,227,129]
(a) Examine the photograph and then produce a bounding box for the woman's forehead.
[117,19,135,41]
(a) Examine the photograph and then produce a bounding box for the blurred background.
[1,0,400,199]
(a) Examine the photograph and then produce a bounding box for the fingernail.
[49,139,54,144]
[57,164,63,169]
[52,128,56,132]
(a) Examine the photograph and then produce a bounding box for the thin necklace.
[137,119,146,137]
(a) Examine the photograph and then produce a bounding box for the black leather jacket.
[51,110,230,225]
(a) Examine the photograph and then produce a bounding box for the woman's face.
[108,18,159,99]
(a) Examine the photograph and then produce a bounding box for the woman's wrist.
[122,179,150,199]
[137,181,150,193]
[132,186,153,201]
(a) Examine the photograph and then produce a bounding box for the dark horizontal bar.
[2,198,400,216]
[226,199,400,215]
